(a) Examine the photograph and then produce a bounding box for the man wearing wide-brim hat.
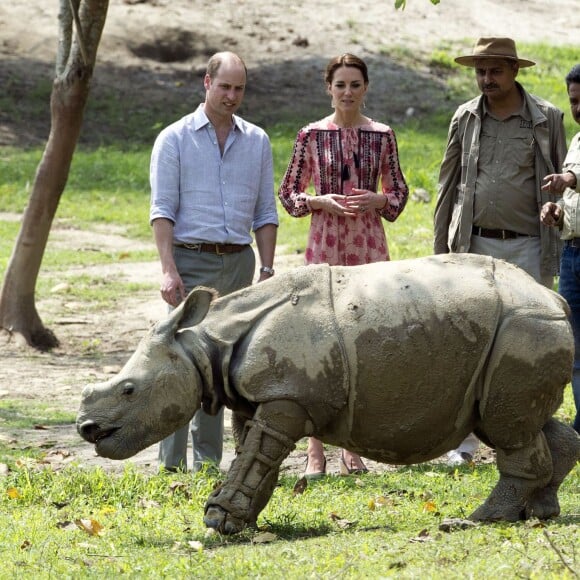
[433,37,568,465]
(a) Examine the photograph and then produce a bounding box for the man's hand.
[542,172,577,195]
[540,202,562,227]
[160,271,186,307]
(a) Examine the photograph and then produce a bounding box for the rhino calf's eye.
[122,385,135,396]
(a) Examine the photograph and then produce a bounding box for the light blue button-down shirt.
[150,105,278,245]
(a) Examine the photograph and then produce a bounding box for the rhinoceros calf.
[77,254,580,534]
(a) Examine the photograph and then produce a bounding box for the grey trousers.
[158,245,255,472]
[469,234,553,288]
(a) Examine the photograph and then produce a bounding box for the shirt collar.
[482,87,531,121]
[191,104,242,132]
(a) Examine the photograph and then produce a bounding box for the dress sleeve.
[278,128,314,217]
[378,128,409,222]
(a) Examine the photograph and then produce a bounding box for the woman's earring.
[363,100,366,109]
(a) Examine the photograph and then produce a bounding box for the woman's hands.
[309,189,386,216]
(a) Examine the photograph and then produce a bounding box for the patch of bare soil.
[1,0,576,475]
[1,0,578,146]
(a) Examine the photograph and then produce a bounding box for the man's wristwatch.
[260,266,275,276]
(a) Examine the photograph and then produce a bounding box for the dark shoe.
[304,456,327,480]
[339,450,369,476]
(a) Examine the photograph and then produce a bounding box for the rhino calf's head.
[76,288,216,460]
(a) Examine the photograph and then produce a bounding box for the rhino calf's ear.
[156,287,216,338]
[176,287,217,329]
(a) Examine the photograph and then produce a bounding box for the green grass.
[0,400,75,430]
[0,455,578,578]
[0,42,579,578]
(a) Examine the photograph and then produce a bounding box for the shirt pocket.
[508,135,535,168]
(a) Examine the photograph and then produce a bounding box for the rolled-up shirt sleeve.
[252,133,279,231]
[150,128,180,225]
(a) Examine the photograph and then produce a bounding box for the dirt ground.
[0,0,577,475]
[1,0,578,146]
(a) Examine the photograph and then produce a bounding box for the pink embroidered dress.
[279,117,408,265]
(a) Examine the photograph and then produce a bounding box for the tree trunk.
[0,0,109,350]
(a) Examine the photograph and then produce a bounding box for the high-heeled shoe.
[339,450,369,476]
[304,456,327,480]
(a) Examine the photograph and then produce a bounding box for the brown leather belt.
[472,226,532,240]
[174,242,249,254]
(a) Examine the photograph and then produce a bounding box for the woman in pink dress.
[279,53,409,478]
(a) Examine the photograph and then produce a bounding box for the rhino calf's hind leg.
[527,419,580,519]
[470,430,553,522]
[204,400,311,534]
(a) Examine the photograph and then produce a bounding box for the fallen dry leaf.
[75,518,104,536]
[293,476,308,495]
[57,521,79,532]
[166,480,192,499]
[423,501,437,512]
[45,449,72,459]
[410,529,433,543]
[138,499,161,509]
[253,531,278,544]
[368,495,394,511]
[329,512,356,529]
[7,487,21,499]
[15,458,37,469]
[438,518,478,532]
[525,518,545,529]
[187,540,204,551]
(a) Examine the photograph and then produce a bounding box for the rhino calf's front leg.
[204,400,312,534]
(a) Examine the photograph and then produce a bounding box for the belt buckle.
[501,230,508,240]
[214,244,224,255]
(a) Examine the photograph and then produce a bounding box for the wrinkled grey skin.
[77,254,580,534]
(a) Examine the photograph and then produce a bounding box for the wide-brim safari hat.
[455,37,535,68]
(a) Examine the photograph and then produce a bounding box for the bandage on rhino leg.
[204,418,296,533]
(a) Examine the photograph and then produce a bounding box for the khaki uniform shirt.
[557,131,580,239]
[434,82,568,278]
[474,102,539,235]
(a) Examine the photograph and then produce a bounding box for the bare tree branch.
[69,0,88,65]
[543,530,578,578]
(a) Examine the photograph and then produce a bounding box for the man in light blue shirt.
[150,51,278,472]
